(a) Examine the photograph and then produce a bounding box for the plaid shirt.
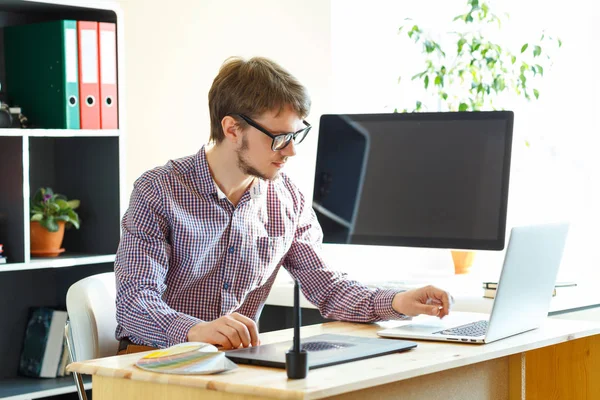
[115,146,405,348]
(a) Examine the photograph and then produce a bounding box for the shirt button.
[228,246,235,254]
[223,282,230,290]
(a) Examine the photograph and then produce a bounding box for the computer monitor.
[312,111,514,250]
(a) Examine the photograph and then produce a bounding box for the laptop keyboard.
[433,320,488,337]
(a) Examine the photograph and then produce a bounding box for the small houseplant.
[30,187,80,257]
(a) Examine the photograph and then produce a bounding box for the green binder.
[4,20,81,129]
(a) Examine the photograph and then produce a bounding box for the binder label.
[100,31,117,85]
[81,29,98,83]
[65,28,77,83]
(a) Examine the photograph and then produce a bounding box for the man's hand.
[187,313,260,349]
[392,285,454,318]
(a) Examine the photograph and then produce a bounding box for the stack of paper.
[135,342,237,375]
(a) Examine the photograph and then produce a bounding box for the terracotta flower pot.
[451,250,475,275]
[30,221,66,257]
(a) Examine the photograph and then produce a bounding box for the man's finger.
[226,318,251,347]
[218,325,242,349]
[214,331,234,349]
[232,313,260,346]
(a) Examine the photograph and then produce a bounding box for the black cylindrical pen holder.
[285,350,308,379]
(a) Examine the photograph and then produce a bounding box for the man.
[115,56,452,354]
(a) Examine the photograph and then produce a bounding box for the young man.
[114,56,453,354]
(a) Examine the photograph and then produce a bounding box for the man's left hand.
[392,285,454,318]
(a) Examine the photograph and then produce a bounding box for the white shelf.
[0,254,116,272]
[0,129,120,137]
[0,375,91,400]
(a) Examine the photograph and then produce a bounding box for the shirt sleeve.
[282,191,410,323]
[114,177,200,347]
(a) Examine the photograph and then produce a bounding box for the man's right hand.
[187,313,260,350]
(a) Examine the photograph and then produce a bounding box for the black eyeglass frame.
[233,113,312,151]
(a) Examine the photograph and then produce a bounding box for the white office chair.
[65,272,119,400]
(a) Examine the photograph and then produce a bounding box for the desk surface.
[68,314,600,400]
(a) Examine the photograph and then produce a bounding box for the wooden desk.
[68,315,600,400]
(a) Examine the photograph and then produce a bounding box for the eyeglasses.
[235,114,311,151]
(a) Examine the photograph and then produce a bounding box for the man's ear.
[221,115,242,144]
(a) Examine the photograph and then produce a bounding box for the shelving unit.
[0,1,125,399]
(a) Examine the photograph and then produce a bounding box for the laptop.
[377,222,570,344]
[225,334,417,369]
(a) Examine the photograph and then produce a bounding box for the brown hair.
[208,56,311,144]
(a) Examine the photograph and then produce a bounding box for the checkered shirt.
[114,146,405,348]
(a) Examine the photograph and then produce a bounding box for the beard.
[236,135,281,181]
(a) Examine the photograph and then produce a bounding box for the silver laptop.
[377,222,570,344]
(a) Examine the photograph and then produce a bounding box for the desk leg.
[509,335,600,399]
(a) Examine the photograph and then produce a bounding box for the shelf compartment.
[29,136,121,256]
[0,263,114,379]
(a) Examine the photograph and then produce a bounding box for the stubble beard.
[236,135,278,181]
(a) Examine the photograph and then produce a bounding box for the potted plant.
[397,0,561,273]
[30,187,80,257]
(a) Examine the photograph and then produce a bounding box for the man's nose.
[281,139,297,157]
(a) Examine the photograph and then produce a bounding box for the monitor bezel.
[314,111,514,251]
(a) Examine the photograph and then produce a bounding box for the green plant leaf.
[31,213,43,222]
[558,38,562,47]
[520,74,527,84]
[67,199,80,210]
[55,199,69,210]
[459,103,469,111]
[533,88,540,99]
[533,45,542,57]
[536,65,544,76]
[416,101,423,111]
[424,75,430,89]
[457,37,467,53]
[511,55,516,64]
[521,43,528,53]
[434,75,442,86]
[41,216,59,232]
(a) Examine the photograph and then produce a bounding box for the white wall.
[119,0,332,198]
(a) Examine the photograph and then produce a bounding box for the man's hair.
[208,56,311,144]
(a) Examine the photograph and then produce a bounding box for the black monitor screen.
[312,111,513,250]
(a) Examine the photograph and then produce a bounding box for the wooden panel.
[508,353,523,400]
[524,335,600,399]
[327,357,508,400]
[93,375,272,400]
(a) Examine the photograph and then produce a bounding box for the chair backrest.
[66,272,118,361]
